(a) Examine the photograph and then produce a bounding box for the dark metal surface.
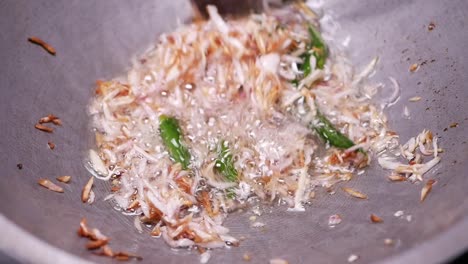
[0,251,19,264]
[0,0,467,263]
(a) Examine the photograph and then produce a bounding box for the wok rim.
[1,213,466,264]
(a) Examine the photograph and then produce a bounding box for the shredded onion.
[86,3,442,251]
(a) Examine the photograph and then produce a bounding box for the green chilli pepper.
[307,25,328,70]
[293,24,329,85]
[215,141,238,182]
[311,111,355,149]
[296,25,354,149]
[159,115,191,169]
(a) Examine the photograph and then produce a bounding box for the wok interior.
[1,0,467,263]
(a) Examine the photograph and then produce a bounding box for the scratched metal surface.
[0,0,467,263]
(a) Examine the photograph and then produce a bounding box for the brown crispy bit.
[340,150,354,160]
[56,175,71,183]
[257,176,272,186]
[117,86,130,97]
[78,218,90,237]
[111,186,121,192]
[38,178,64,193]
[17,163,23,170]
[93,245,115,257]
[114,252,143,261]
[243,253,252,261]
[421,179,436,202]
[428,22,436,31]
[115,255,129,261]
[298,150,305,167]
[388,174,406,182]
[450,122,459,128]
[409,63,419,72]
[370,214,383,223]
[95,80,104,95]
[139,200,163,225]
[341,150,368,169]
[78,219,108,241]
[39,114,62,126]
[84,229,102,241]
[89,228,108,241]
[78,218,119,258]
[47,141,55,150]
[102,245,114,257]
[28,36,56,55]
[94,80,114,96]
[146,199,163,223]
[35,123,53,133]
[167,35,176,45]
[175,176,192,194]
[427,131,434,141]
[52,118,62,126]
[38,115,51,123]
[182,230,203,243]
[328,153,340,165]
[81,176,94,203]
[86,239,109,250]
[127,200,140,210]
[39,114,58,123]
[198,191,214,216]
[150,225,161,237]
[197,246,207,254]
[342,187,368,199]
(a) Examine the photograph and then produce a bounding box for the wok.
[1,0,467,263]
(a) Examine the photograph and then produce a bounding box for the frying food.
[86,3,441,250]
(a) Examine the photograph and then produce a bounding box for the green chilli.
[159,115,191,169]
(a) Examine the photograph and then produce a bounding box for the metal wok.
[0,0,467,263]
